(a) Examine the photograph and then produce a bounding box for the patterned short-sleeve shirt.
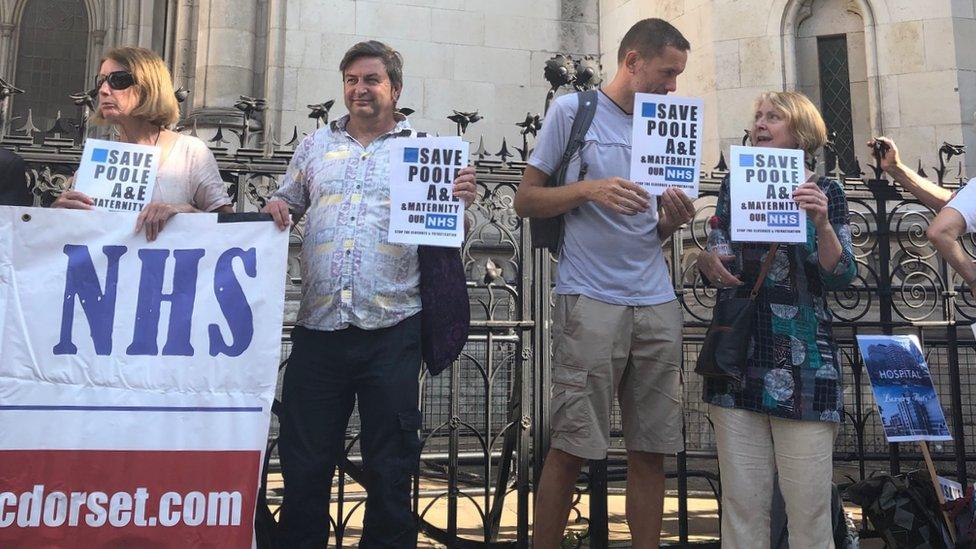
[703,176,857,423]
[271,114,421,331]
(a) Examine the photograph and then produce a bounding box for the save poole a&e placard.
[0,207,288,548]
[74,138,159,212]
[388,136,468,248]
[629,93,703,197]
[729,145,806,243]
[855,334,952,443]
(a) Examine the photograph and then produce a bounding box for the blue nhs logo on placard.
[664,166,695,183]
[425,214,457,230]
[768,211,799,227]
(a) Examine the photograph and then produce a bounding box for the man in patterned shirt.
[262,41,477,548]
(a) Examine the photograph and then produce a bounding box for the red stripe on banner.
[0,450,260,548]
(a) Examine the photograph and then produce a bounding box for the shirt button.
[361,153,368,160]
[350,216,356,221]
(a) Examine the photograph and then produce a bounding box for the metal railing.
[10,62,976,546]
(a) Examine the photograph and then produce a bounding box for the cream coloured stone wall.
[7,0,976,176]
[265,0,600,152]
[600,0,976,177]
[0,0,598,154]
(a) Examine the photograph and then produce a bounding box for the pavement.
[267,471,886,547]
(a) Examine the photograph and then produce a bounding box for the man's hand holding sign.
[263,146,476,232]
[629,93,703,198]
[627,91,701,236]
[583,176,650,216]
[387,136,470,247]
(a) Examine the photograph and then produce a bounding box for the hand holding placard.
[585,176,650,215]
[388,136,469,248]
[792,181,830,229]
[729,145,807,243]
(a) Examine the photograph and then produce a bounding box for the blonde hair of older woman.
[91,46,180,128]
[751,91,828,162]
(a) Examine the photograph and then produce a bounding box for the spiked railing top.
[0,77,24,101]
[544,54,576,90]
[307,100,335,126]
[573,56,602,91]
[448,110,483,136]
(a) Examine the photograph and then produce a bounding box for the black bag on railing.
[529,89,598,254]
[695,243,778,383]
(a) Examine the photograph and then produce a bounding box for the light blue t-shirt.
[528,90,676,306]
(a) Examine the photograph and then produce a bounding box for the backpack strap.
[551,89,599,189]
[529,89,600,254]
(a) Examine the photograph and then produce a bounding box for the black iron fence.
[11,69,976,547]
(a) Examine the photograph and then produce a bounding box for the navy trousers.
[277,314,422,548]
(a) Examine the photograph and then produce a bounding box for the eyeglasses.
[94,71,135,91]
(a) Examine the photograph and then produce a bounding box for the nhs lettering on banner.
[0,207,288,548]
[52,245,256,358]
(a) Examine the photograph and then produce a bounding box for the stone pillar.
[88,29,107,75]
[122,0,141,45]
[0,22,15,132]
[0,22,15,81]
[169,0,197,100]
[262,0,285,145]
[187,0,258,129]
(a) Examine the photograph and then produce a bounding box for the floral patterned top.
[272,114,422,331]
[703,176,857,423]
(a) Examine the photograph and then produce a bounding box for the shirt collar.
[329,112,411,136]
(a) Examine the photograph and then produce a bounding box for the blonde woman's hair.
[751,91,828,161]
[92,47,180,127]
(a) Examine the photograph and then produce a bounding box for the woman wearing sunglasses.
[52,47,232,239]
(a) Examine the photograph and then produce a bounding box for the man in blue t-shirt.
[514,18,695,548]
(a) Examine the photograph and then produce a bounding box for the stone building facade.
[601,0,976,176]
[0,0,599,152]
[0,0,972,176]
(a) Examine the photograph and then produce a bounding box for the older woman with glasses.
[52,46,232,240]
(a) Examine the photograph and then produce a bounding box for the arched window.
[12,0,89,133]
[794,0,870,174]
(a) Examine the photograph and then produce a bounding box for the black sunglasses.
[94,71,135,91]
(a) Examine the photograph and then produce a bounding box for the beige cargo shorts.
[549,294,685,459]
